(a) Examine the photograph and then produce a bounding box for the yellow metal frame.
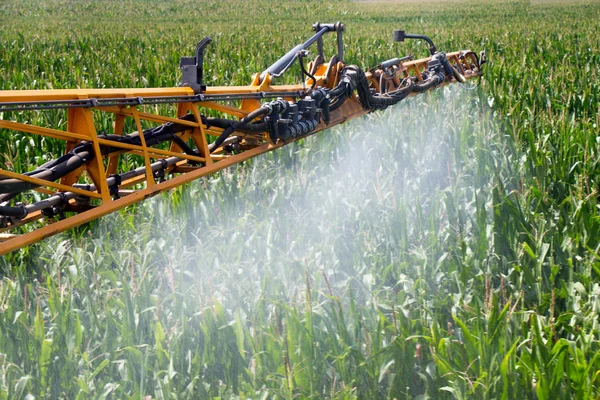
[0,50,481,255]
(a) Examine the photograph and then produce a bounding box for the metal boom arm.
[0,23,484,256]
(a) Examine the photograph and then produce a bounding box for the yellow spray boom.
[0,23,485,255]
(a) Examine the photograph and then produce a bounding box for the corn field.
[1,0,600,398]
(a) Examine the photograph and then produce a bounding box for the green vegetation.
[1,0,600,398]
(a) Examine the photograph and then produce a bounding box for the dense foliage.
[1,0,599,398]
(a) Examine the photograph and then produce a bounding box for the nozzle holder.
[393,30,437,56]
[393,30,406,42]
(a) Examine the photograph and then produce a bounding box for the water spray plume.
[105,85,498,311]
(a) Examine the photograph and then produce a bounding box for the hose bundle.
[0,52,460,220]
[328,52,452,112]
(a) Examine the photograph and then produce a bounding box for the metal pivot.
[179,36,212,93]
[313,22,345,62]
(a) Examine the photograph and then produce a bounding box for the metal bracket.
[394,30,437,56]
[179,36,212,93]
[479,50,487,68]
[312,22,345,63]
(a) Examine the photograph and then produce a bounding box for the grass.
[1,0,600,398]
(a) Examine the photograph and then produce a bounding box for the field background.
[1,0,600,398]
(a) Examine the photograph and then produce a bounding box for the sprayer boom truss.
[0,23,484,255]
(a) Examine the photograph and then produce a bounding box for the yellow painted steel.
[0,49,482,256]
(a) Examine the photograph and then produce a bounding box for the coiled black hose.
[329,65,416,112]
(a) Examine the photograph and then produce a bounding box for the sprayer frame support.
[0,23,483,255]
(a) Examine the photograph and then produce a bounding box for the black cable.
[298,52,317,95]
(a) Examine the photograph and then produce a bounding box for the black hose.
[0,109,264,201]
[208,99,288,153]
[0,151,91,194]
[0,193,18,204]
[299,52,317,94]
[208,108,269,153]
[412,72,444,92]
[171,135,199,157]
[0,97,314,217]
[310,89,331,125]
[0,205,27,218]
[205,118,267,133]
[328,69,357,111]
[0,114,199,196]
[329,65,416,111]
